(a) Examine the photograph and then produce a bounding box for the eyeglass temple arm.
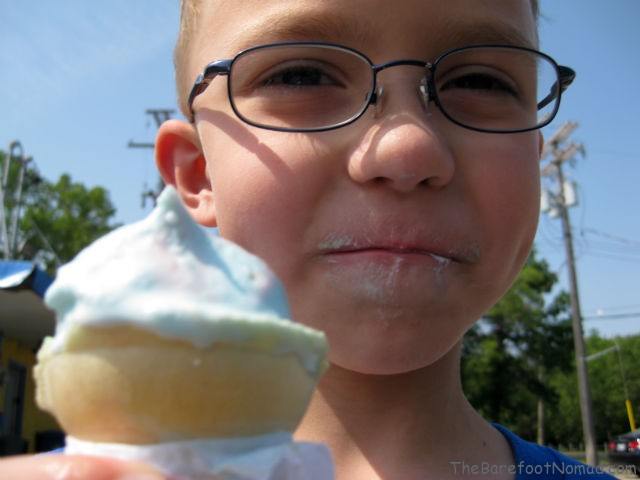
[537,65,576,111]
[187,60,232,123]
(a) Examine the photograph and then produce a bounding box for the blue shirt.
[493,424,617,479]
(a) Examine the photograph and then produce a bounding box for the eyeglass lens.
[230,45,373,130]
[227,44,560,132]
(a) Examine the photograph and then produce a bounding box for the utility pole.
[128,109,175,207]
[541,121,598,466]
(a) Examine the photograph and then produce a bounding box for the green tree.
[1,149,119,274]
[462,248,573,443]
[546,333,640,447]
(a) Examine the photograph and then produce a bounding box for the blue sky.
[2,1,639,338]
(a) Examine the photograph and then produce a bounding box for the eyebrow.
[439,18,539,51]
[230,11,376,52]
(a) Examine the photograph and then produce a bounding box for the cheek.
[464,134,540,282]
[484,153,539,233]
[200,126,325,272]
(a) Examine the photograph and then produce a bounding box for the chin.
[326,326,463,376]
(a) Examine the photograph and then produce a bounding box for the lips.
[324,247,456,269]
[316,232,479,265]
[323,245,451,263]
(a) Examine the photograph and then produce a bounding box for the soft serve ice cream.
[34,186,332,479]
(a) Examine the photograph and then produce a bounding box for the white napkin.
[65,432,334,480]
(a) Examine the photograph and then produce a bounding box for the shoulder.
[492,423,617,479]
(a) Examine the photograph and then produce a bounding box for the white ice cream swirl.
[44,186,326,374]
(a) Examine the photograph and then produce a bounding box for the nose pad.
[373,85,385,118]
[372,79,432,119]
[418,77,431,115]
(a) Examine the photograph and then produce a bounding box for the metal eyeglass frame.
[187,41,576,134]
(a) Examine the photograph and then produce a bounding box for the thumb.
[0,454,168,480]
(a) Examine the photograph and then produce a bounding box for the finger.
[0,454,167,480]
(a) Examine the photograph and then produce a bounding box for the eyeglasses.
[187,42,575,134]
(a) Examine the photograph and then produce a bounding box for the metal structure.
[127,109,175,207]
[0,141,31,260]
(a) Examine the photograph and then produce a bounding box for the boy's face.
[159,0,542,374]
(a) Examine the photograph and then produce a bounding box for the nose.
[347,109,455,193]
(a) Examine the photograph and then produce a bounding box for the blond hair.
[173,0,540,117]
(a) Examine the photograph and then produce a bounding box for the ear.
[155,119,217,227]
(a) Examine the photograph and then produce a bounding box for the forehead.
[193,0,537,63]
[189,0,537,77]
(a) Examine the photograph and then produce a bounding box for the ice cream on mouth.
[34,186,328,445]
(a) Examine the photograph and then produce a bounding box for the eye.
[439,70,519,98]
[264,67,329,87]
[258,62,343,88]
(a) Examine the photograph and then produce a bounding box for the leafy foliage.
[462,248,574,441]
[462,246,640,447]
[1,149,119,274]
[545,333,640,446]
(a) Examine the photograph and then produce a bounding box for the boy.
[0,1,615,478]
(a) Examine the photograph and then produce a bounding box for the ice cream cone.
[35,324,325,444]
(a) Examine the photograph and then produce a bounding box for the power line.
[583,313,640,321]
[575,250,640,264]
[539,222,640,261]
[580,227,640,247]
[588,303,640,313]
[588,148,640,159]
[579,239,640,253]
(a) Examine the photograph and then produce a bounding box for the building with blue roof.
[0,261,63,455]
